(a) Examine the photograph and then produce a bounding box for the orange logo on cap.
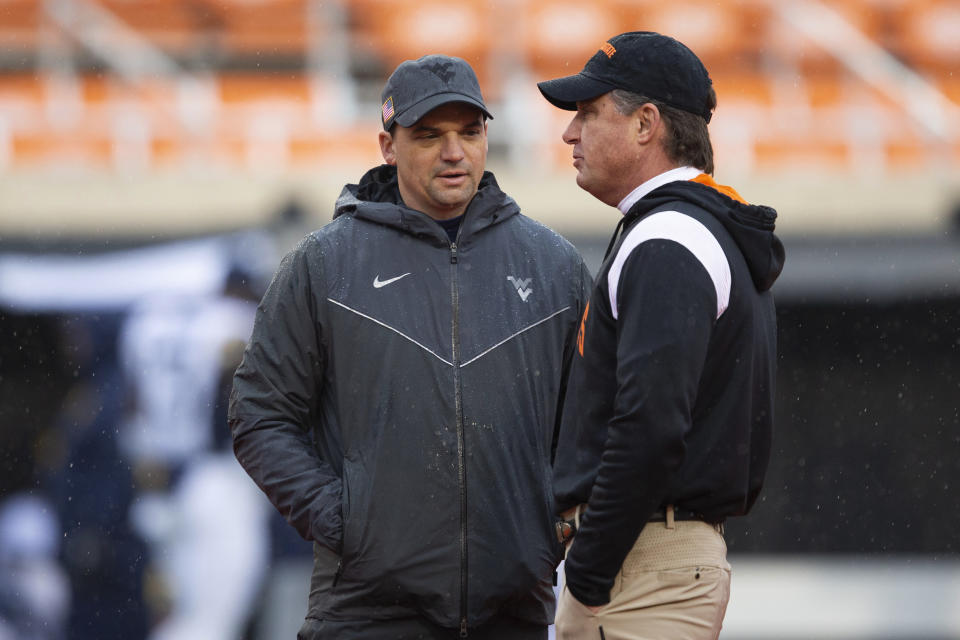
[600,42,616,58]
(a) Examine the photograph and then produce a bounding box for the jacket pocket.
[307,541,342,618]
[339,457,357,562]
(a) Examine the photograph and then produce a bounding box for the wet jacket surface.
[229,165,592,630]
[554,176,785,606]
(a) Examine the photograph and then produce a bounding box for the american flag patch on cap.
[382,96,395,123]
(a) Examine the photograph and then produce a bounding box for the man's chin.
[576,176,613,206]
[575,173,591,194]
[432,188,474,209]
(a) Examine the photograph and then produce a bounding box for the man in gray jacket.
[229,55,591,639]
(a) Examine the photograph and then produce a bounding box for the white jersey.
[118,293,256,466]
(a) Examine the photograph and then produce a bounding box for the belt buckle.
[555,519,576,544]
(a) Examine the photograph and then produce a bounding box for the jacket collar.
[616,166,701,214]
[613,174,785,292]
[334,164,519,246]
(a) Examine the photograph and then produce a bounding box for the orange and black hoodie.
[554,173,785,607]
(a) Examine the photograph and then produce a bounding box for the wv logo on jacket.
[507,276,533,302]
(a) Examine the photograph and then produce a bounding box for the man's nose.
[562,115,580,145]
[440,134,466,161]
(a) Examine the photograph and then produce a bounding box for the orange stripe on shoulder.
[577,301,589,357]
[690,173,748,204]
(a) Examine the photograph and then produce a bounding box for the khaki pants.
[555,519,731,640]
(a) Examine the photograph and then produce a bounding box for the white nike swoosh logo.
[373,272,412,288]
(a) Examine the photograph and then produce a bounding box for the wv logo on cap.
[426,61,456,82]
[600,42,616,58]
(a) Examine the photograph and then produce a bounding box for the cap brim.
[393,92,494,128]
[537,73,618,111]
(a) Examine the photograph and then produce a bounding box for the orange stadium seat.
[802,73,850,110]
[884,139,927,169]
[888,0,960,77]
[214,0,309,58]
[937,75,960,107]
[520,0,625,81]
[0,0,43,50]
[349,0,494,84]
[753,138,851,171]
[711,71,775,107]
[10,128,114,168]
[0,72,46,104]
[0,68,382,170]
[93,0,204,52]
[216,72,312,104]
[289,123,383,167]
[72,74,177,123]
[618,0,771,72]
[93,0,311,60]
[762,0,887,79]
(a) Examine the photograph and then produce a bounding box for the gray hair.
[610,88,716,175]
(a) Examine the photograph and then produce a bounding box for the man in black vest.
[539,32,785,639]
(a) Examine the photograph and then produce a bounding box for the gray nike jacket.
[229,164,592,633]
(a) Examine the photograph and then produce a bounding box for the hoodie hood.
[333,164,520,245]
[624,178,785,291]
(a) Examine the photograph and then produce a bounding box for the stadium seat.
[0,72,45,105]
[0,0,43,52]
[217,72,312,105]
[214,0,309,58]
[762,0,888,80]
[349,0,494,88]
[712,71,774,108]
[289,122,382,167]
[1,0,957,174]
[888,0,960,77]
[10,128,113,169]
[754,138,851,171]
[520,0,623,81]
[618,0,771,73]
[88,0,311,62]
[94,0,202,53]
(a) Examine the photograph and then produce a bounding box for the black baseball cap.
[537,31,714,123]
[380,54,493,130]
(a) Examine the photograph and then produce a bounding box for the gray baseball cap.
[380,54,493,130]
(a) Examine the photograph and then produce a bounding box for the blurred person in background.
[0,493,69,640]
[45,313,152,640]
[229,54,591,639]
[538,32,785,639]
[118,267,260,495]
[118,268,270,640]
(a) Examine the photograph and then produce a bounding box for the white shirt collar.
[616,166,701,215]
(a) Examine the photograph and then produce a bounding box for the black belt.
[648,506,711,523]
[555,505,719,544]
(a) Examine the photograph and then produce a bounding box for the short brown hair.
[610,88,716,175]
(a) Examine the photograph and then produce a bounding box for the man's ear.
[635,103,661,145]
[379,130,397,165]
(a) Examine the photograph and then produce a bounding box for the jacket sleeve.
[564,239,716,606]
[228,238,343,551]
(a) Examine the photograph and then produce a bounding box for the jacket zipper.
[450,242,469,638]
[332,559,343,587]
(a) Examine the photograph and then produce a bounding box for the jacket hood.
[626,178,785,291]
[333,164,520,244]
